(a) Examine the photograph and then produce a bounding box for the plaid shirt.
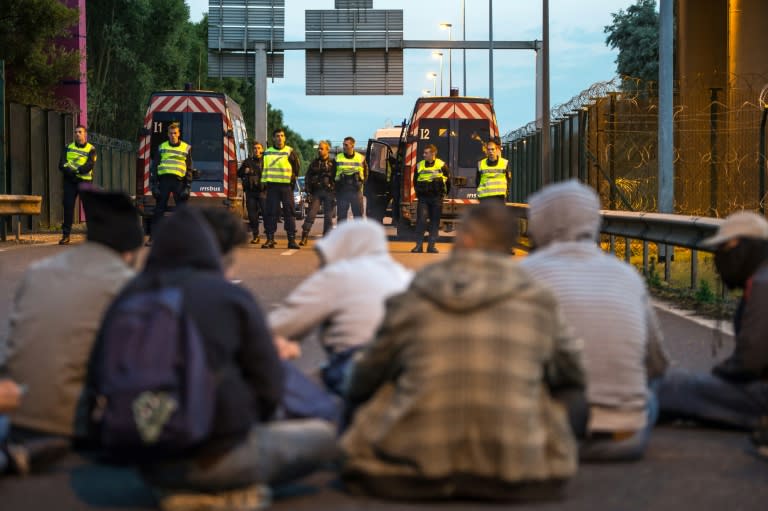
[342,251,585,487]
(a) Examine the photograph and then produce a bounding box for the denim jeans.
[141,420,339,492]
[302,190,334,235]
[579,391,660,462]
[0,415,9,473]
[658,368,768,430]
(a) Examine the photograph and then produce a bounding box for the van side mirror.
[225,129,234,138]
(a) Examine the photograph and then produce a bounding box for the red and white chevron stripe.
[140,94,232,199]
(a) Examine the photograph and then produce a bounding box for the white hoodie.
[268,220,413,353]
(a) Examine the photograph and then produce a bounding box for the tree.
[0,0,79,107]
[604,0,659,84]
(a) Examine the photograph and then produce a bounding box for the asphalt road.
[0,229,765,511]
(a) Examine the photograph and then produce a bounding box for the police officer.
[476,138,510,202]
[411,144,450,254]
[238,141,266,244]
[335,136,368,222]
[300,140,336,245]
[149,123,193,243]
[58,124,97,245]
[262,128,301,249]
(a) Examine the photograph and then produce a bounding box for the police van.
[366,93,502,238]
[135,87,249,229]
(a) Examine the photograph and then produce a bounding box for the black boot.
[261,236,276,249]
[299,231,310,246]
[58,235,70,245]
[287,236,301,250]
[427,244,439,254]
[411,243,423,253]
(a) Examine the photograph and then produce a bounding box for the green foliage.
[695,279,716,304]
[604,0,659,84]
[647,255,662,288]
[87,10,316,170]
[0,0,80,107]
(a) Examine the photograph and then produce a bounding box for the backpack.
[89,282,215,463]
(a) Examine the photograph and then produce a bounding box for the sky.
[188,0,635,145]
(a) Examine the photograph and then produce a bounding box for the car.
[294,179,308,219]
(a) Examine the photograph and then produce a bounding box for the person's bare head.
[167,123,181,144]
[252,141,264,158]
[74,125,87,145]
[198,207,248,278]
[273,128,286,149]
[317,140,331,160]
[486,139,500,161]
[343,137,356,156]
[423,144,438,163]
[454,202,518,254]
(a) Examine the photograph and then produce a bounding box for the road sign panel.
[208,0,285,51]
[208,51,284,79]
[335,0,373,8]
[306,49,403,95]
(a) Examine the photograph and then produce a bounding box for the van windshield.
[458,119,490,168]
[191,113,223,162]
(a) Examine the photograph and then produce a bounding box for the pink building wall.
[55,0,87,126]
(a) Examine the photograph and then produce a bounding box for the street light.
[432,51,444,95]
[422,89,432,97]
[427,72,438,96]
[440,23,453,93]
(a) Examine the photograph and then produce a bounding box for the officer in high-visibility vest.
[149,123,193,244]
[476,139,510,202]
[58,124,97,245]
[261,128,302,249]
[335,136,368,222]
[411,144,451,254]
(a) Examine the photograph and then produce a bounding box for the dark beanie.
[81,190,143,252]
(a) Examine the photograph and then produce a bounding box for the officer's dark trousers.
[265,183,296,237]
[245,191,266,235]
[62,178,81,236]
[153,174,188,228]
[414,194,443,245]
[336,189,363,222]
[302,190,334,235]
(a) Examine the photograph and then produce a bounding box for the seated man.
[341,202,586,502]
[522,180,669,462]
[269,219,412,394]
[659,212,768,439]
[81,207,338,511]
[2,191,142,440]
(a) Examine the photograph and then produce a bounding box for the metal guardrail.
[508,203,725,289]
[0,194,43,241]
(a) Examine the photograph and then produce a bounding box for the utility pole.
[658,0,674,214]
[489,0,494,102]
[462,0,467,95]
[541,0,552,184]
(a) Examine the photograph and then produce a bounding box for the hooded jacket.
[268,220,412,353]
[81,208,282,457]
[342,250,585,495]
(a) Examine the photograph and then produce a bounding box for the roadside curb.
[652,298,734,337]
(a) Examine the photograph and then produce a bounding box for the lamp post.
[461,0,466,95]
[440,23,453,93]
[427,72,438,97]
[423,89,432,97]
[432,52,444,95]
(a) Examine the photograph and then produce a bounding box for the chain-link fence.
[503,74,768,217]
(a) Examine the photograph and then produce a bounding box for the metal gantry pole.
[448,26,453,92]
[541,0,552,184]
[489,0,494,102]
[659,0,674,214]
[254,43,268,145]
[462,0,467,95]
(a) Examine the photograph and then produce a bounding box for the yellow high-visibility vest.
[416,158,447,182]
[263,145,294,184]
[477,157,509,198]
[65,142,96,181]
[157,141,190,178]
[335,152,365,181]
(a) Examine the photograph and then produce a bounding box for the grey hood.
[411,250,532,312]
[315,219,389,264]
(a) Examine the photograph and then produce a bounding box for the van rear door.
[454,118,490,200]
[189,112,226,195]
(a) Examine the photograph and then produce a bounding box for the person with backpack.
[80,206,337,511]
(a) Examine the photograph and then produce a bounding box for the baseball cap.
[700,211,768,248]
